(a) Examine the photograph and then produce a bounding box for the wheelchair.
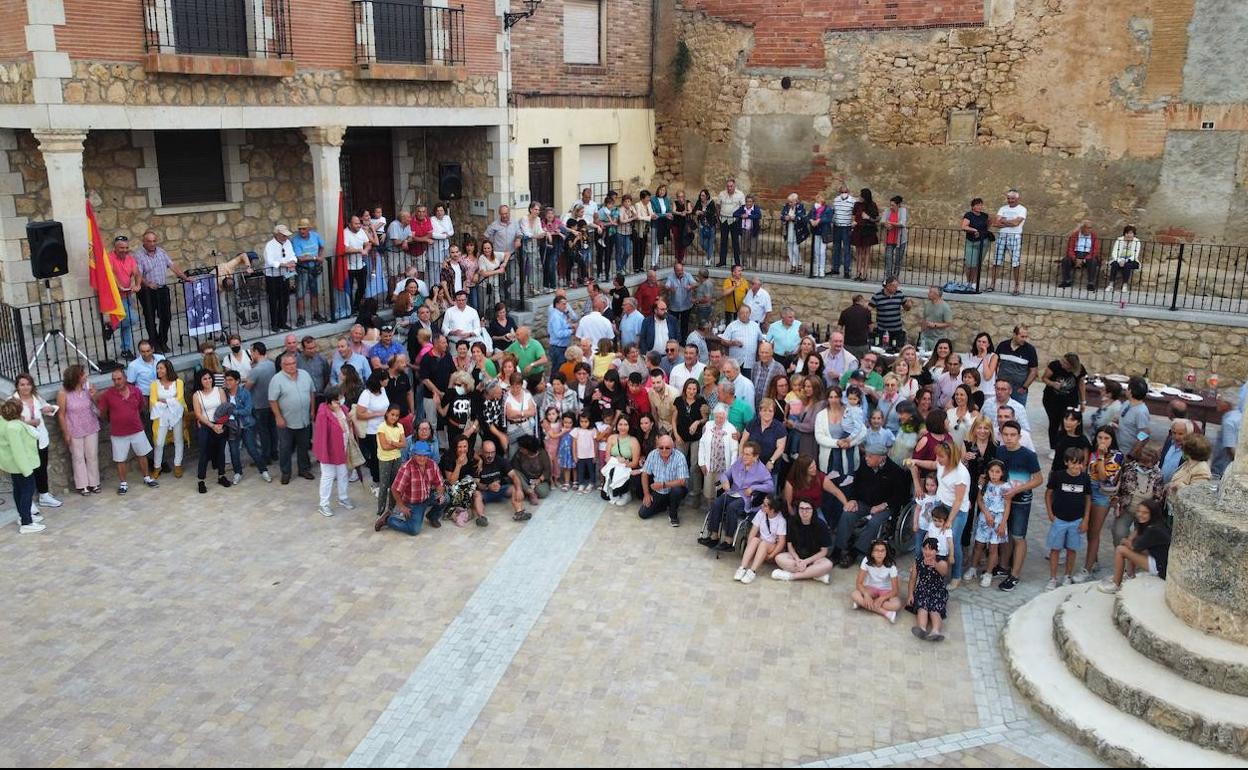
[699,490,767,559]
[837,499,917,561]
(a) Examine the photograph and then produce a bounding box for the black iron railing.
[142,0,294,58]
[353,0,467,66]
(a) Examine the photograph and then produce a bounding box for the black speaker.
[27,220,68,280]
[438,163,463,200]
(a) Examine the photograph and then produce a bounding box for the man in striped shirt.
[870,277,913,348]
[830,184,857,278]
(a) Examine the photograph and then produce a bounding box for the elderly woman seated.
[698,439,774,553]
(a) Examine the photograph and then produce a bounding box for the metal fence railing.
[353,0,466,66]
[142,0,293,58]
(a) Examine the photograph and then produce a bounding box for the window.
[169,0,250,56]
[372,0,428,64]
[563,0,602,65]
[155,130,227,206]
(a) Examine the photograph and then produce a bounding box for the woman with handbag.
[809,193,831,277]
[850,188,880,281]
[149,359,185,479]
[56,364,101,496]
[694,189,717,266]
[1108,225,1142,309]
[191,368,232,494]
[313,385,363,517]
[780,193,809,274]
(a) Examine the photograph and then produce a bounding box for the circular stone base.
[1165,483,1248,645]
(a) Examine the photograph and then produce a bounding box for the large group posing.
[6,180,1225,644]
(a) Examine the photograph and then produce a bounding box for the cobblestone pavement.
[0,392,1143,766]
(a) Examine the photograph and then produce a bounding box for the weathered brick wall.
[507,0,652,99]
[0,0,28,60]
[685,0,983,68]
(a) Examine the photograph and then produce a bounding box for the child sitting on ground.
[911,537,950,642]
[967,459,1011,587]
[851,539,901,624]
[1045,447,1092,590]
[734,494,788,585]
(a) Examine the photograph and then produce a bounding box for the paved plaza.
[0,396,1125,767]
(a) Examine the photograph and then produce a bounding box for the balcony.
[141,0,296,77]
[352,1,467,82]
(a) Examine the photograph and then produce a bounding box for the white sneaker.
[19,522,46,534]
[741,569,757,585]
[980,573,992,588]
[887,610,898,624]
[1061,574,1074,587]
[30,503,39,516]
[1096,580,1121,594]
[232,473,243,486]
[851,601,859,610]
[317,505,334,517]
[771,569,793,581]
[261,470,273,483]
[38,493,63,508]
[339,498,356,511]
[963,568,977,582]
[370,485,380,498]
[733,567,747,582]
[31,513,44,523]
[1048,449,1056,460]
[816,573,831,585]
[1072,567,1091,584]
[1044,578,1058,591]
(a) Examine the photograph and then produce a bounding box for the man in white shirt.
[821,331,859,382]
[387,210,413,255]
[722,359,755,407]
[442,290,486,349]
[831,183,857,278]
[264,224,297,331]
[982,379,1032,433]
[668,343,705,394]
[721,305,761,376]
[715,178,746,266]
[575,295,615,353]
[342,215,372,313]
[995,405,1036,451]
[990,189,1027,296]
[743,277,773,329]
[569,188,599,225]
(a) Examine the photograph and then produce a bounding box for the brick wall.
[56,0,501,76]
[685,0,984,68]
[508,0,652,98]
[0,0,29,60]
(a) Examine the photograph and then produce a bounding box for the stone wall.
[1166,484,1248,645]
[754,274,1248,387]
[0,59,33,104]
[653,0,1248,242]
[412,127,494,238]
[61,62,499,109]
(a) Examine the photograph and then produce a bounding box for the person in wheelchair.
[698,440,773,553]
[835,446,910,568]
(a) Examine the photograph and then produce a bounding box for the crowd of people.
[12,183,1238,644]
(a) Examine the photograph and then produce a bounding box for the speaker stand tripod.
[28,280,101,375]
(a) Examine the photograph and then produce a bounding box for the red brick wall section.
[685,0,984,68]
[0,0,29,59]
[57,0,501,75]
[508,0,652,97]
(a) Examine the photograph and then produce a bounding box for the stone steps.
[1114,576,1248,697]
[1053,586,1248,758]
[1004,586,1248,768]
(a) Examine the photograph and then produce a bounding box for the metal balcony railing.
[353,0,467,67]
[142,0,294,59]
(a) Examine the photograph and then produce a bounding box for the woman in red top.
[109,235,141,358]
[783,455,850,525]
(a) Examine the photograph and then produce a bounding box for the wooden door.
[528,148,555,211]
[342,129,395,219]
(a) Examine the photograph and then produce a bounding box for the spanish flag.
[333,190,348,292]
[86,199,124,329]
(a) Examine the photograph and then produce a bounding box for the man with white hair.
[619,297,644,349]
[821,331,858,382]
[264,224,298,332]
[743,277,773,329]
[721,305,761,377]
[1160,418,1194,485]
[575,294,614,353]
[722,359,755,408]
[989,189,1027,296]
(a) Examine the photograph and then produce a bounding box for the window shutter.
[578,144,610,187]
[563,0,601,65]
[156,130,228,206]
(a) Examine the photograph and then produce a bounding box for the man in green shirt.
[919,285,954,350]
[839,351,885,396]
[505,325,549,390]
[718,381,754,434]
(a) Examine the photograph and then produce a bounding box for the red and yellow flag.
[86,199,125,329]
[333,190,348,292]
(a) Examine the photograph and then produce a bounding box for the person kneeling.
[772,500,834,583]
[377,443,445,535]
[734,494,788,585]
[639,434,690,527]
[510,435,552,521]
[851,539,901,623]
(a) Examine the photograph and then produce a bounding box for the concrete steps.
[1004,586,1248,768]
[1115,576,1248,697]
[1054,587,1248,758]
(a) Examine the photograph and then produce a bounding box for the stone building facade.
[653,0,1248,242]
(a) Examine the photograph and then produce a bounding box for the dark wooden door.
[528,148,555,211]
[172,0,249,56]
[341,129,395,219]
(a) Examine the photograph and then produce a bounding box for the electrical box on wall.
[470,198,487,217]
[516,191,531,206]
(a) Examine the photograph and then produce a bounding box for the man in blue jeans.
[996,420,1043,592]
[377,444,444,535]
[223,370,271,484]
[830,184,857,278]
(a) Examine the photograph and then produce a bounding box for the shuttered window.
[155,130,227,205]
[563,0,602,65]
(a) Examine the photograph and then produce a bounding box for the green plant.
[673,40,692,90]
